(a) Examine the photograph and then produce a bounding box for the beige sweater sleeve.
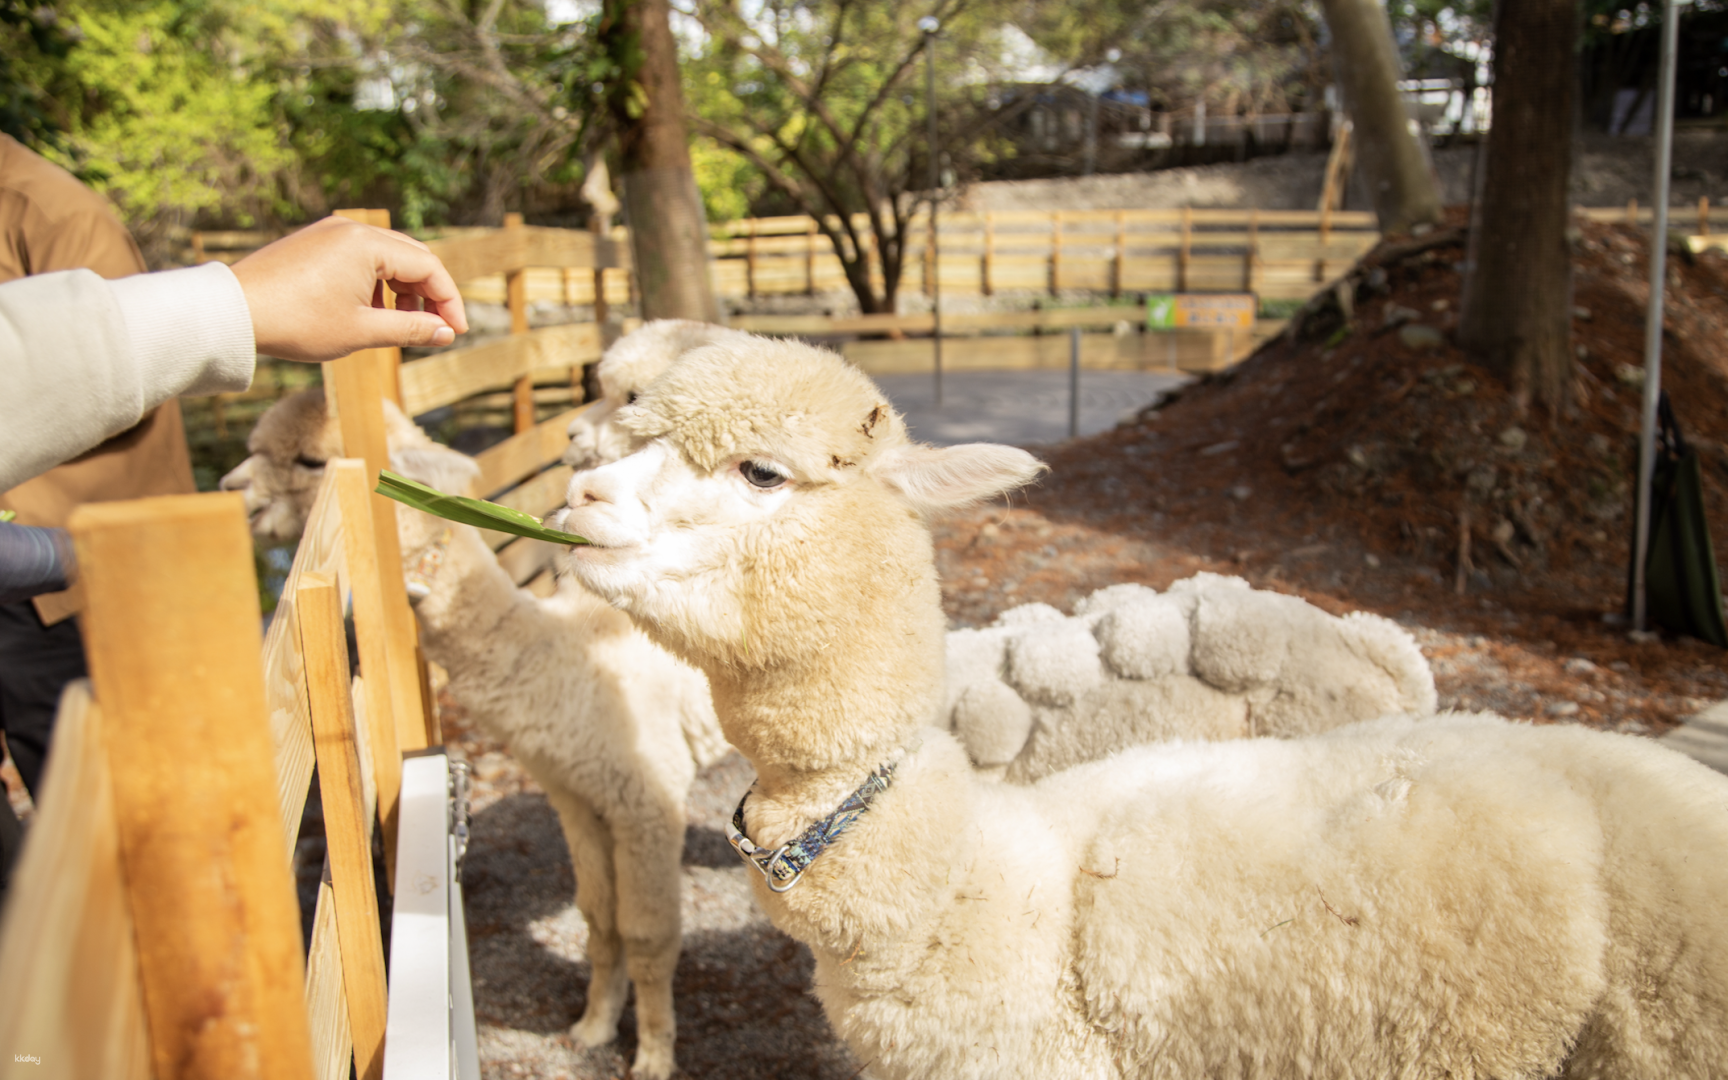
[0,263,255,491]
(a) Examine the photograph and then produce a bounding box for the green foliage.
[0,2,82,152]
[50,2,295,224]
[683,0,1023,308]
[1024,0,1326,114]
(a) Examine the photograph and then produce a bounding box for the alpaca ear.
[872,443,1046,513]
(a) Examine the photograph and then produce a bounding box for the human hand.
[230,215,470,362]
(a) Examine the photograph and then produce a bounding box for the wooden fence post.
[1246,209,1261,294]
[325,256,434,759]
[1112,211,1126,299]
[924,208,937,298]
[299,572,389,1080]
[805,216,818,294]
[1050,211,1064,295]
[982,212,995,297]
[504,212,534,434]
[331,460,405,870]
[69,493,315,1080]
[1701,196,1711,238]
[1179,206,1192,293]
[1626,197,1638,226]
[745,217,759,299]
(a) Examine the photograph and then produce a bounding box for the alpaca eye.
[740,460,787,489]
[294,455,326,470]
[626,391,639,404]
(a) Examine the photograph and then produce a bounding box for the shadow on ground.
[461,755,861,1079]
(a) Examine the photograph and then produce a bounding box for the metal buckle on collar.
[724,760,898,894]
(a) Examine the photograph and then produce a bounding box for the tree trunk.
[1317,0,1443,234]
[607,0,720,323]
[1458,0,1577,410]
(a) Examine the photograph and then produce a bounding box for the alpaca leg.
[613,813,686,1080]
[545,788,629,1048]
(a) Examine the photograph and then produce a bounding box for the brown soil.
[934,212,1728,732]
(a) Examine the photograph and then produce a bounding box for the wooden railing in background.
[189,207,1383,307]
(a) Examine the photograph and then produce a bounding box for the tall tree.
[685,0,1017,315]
[595,0,719,323]
[1458,0,1578,410]
[1316,0,1443,233]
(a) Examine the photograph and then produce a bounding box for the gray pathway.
[870,369,1190,447]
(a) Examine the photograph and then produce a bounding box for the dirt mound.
[934,212,1728,730]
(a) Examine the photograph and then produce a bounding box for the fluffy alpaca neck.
[697,557,949,846]
[408,526,522,646]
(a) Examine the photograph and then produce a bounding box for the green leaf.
[374,469,588,547]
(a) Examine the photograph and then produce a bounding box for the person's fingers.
[388,277,469,334]
[351,306,458,349]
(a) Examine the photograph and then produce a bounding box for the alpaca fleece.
[555,333,1728,1080]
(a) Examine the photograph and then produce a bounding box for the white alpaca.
[221,389,724,1080]
[948,575,1436,780]
[571,322,1438,781]
[553,333,1728,1080]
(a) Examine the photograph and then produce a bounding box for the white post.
[1631,0,1686,631]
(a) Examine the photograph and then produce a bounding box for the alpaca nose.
[571,465,626,507]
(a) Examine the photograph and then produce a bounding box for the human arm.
[0,216,471,491]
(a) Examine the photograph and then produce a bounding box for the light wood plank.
[332,461,404,874]
[0,683,151,1080]
[304,878,354,1080]
[69,493,314,1080]
[475,406,589,494]
[496,464,575,517]
[299,573,390,1080]
[330,358,431,755]
[260,466,346,860]
[400,324,607,416]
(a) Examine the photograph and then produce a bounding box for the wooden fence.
[190,206,1383,307]
[0,446,469,1080]
[0,207,617,1080]
[706,207,1382,302]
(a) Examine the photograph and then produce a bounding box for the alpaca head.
[563,319,755,469]
[554,335,1043,760]
[221,388,476,545]
[220,388,344,542]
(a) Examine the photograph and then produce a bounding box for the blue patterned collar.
[725,761,897,893]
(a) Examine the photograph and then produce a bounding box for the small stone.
[1563,657,1598,675]
[1609,660,1632,673]
[1229,484,1252,501]
[1383,304,1421,329]
[1628,629,1660,645]
[1364,553,1381,568]
[1347,445,1371,470]
[1588,434,1612,456]
[1466,465,1498,495]
[1573,306,1592,321]
[1491,519,1516,544]
[1453,378,1477,395]
[1546,701,1581,717]
[1398,323,1445,351]
[1615,363,1646,387]
[1576,344,1589,361]
[1498,426,1528,451]
[1431,298,1450,312]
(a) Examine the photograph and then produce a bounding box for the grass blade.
[374,469,588,546]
